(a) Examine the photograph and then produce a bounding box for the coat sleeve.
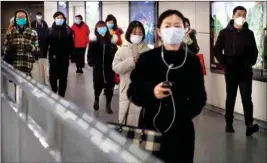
[127,53,159,107]
[249,31,258,66]
[3,30,12,55]
[30,30,39,53]
[112,47,136,75]
[214,30,225,65]
[43,28,51,59]
[185,56,207,119]
[87,41,97,67]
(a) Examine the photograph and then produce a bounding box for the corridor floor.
[65,64,267,163]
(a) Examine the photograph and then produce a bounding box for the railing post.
[15,85,23,162]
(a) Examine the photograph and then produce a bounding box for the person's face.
[107,20,114,25]
[16,12,26,19]
[56,15,64,20]
[232,9,246,20]
[132,27,143,37]
[157,14,185,35]
[75,17,82,21]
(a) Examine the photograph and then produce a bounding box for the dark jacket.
[87,35,118,89]
[127,46,207,163]
[214,20,258,71]
[31,20,49,58]
[44,22,74,68]
[187,29,200,55]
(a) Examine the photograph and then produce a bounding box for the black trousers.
[49,63,69,97]
[224,68,254,126]
[94,84,113,104]
[75,48,86,68]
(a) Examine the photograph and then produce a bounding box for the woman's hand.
[154,82,172,100]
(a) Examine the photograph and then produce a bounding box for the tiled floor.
[64,64,267,163]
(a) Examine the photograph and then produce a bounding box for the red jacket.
[72,22,90,48]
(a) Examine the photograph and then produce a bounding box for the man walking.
[214,6,259,136]
[71,15,90,73]
[31,12,48,58]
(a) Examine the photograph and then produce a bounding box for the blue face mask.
[97,27,108,36]
[16,18,27,26]
[107,23,114,29]
[75,19,81,24]
[55,18,64,26]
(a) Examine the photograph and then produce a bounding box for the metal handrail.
[1,60,162,163]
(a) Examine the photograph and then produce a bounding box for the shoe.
[246,124,259,136]
[93,100,99,111]
[225,124,235,133]
[76,69,79,73]
[80,68,83,74]
[106,103,113,114]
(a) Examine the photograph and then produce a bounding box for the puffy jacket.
[71,22,90,48]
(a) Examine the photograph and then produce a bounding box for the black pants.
[75,48,86,68]
[49,63,69,97]
[94,84,113,104]
[225,69,253,126]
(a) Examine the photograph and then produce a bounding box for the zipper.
[102,44,107,84]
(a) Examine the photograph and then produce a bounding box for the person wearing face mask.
[87,21,118,114]
[71,15,90,73]
[183,17,200,55]
[3,9,39,76]
[112,21,150,126]
[214,6,259,136]
[31,12,48,59]
[43,11,74,97]
[127,10,206,163]
[105,14,124,94]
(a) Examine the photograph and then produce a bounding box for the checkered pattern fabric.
[108,123,162,154]
[3,26,39,76]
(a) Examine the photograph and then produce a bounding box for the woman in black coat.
[127,10,207,163]
[87,20,118,114]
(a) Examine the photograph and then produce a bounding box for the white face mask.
[234,17,246,27]
[130,35,143,45]
[160,27,186,45]
[36,15,42,21]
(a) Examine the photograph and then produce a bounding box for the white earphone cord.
[153,45,188,134]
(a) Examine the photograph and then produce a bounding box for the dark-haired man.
[31,12,48,58]
[214,6,259,136]
[44,11,74,97]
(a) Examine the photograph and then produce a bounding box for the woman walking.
[113,20,150,126]
[87,21,118,114]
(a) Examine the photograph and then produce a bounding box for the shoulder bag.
[108,97,162,155]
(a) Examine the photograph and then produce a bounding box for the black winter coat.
[127,46,207,163]
[214,20,258,75]
[87,38,118,89]
[31,20,49,58]
[44,22,74,70]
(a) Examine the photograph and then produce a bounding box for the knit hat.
[53,11,66,20]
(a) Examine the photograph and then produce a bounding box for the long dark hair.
[94,20,112,42]
[105,14,118,30]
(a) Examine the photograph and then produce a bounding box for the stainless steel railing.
[1,60,162,163]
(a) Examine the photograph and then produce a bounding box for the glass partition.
[1,61,162,163]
